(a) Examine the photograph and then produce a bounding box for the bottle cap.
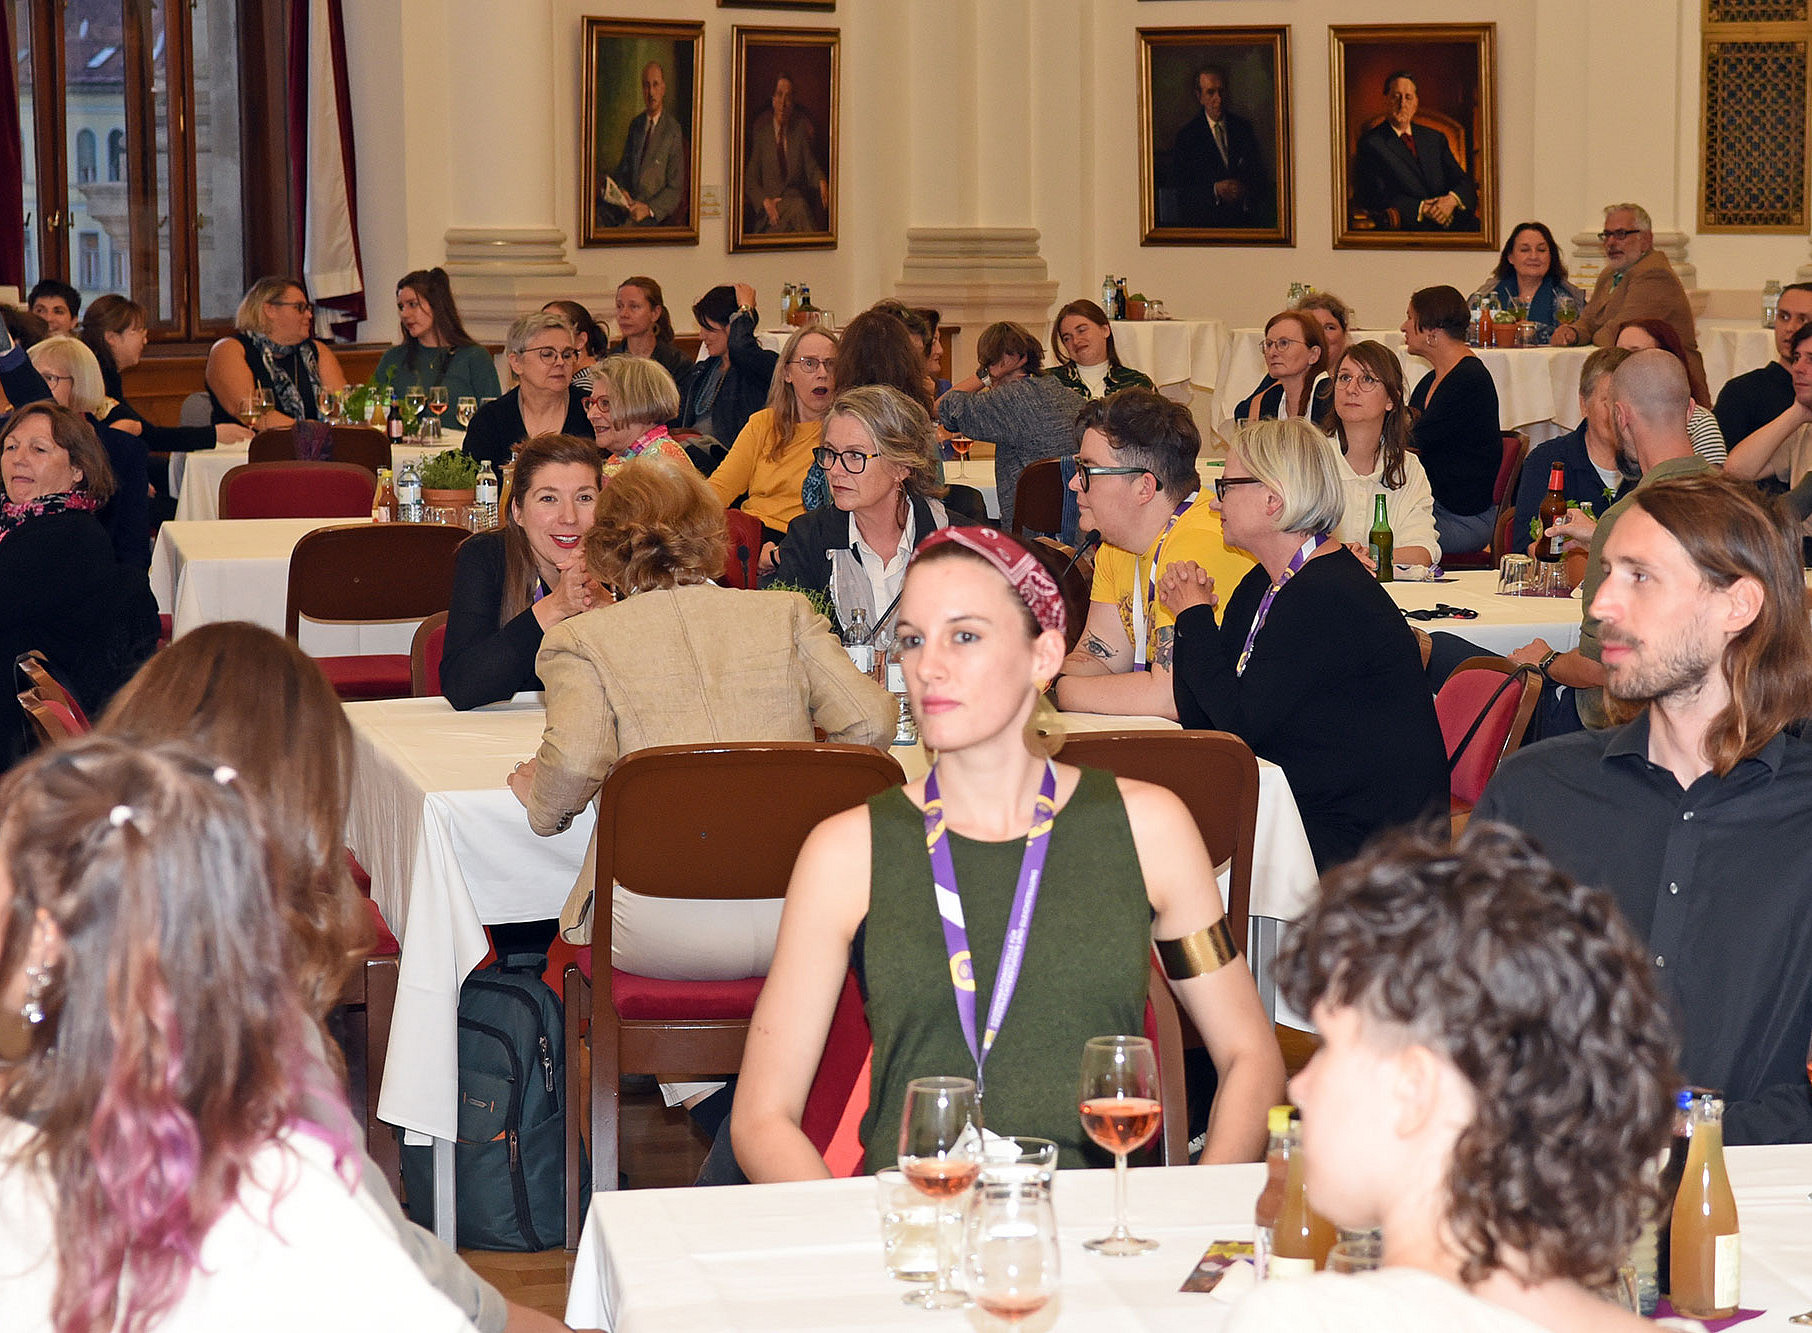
[1268,1104,1293,1134]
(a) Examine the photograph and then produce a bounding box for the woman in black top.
[460,311,592,467]
[83,294,254,453]
[678,283,779,461]
[204,276,348,428]
[1232,309,1334,426]
[440,434,603,710]
[1402,284,1503,554]
[26,336,153,569]
[1161,417,1447,870]
[607,276,695,406]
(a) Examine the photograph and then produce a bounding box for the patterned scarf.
[0,489,98,547]
[245,331,323,420]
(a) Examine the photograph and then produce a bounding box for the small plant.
[417,449,480,490]
[1491,309,1518,324]
[766,578,835,624]
[342,365,396,424]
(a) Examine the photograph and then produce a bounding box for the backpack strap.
[1448,666,1535,774]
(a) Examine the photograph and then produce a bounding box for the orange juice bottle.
[1669,1093,1739,1319]
[1269,1110,1335,1277]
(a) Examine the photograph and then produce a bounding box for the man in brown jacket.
[1553,202,1708,402]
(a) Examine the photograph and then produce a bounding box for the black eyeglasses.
[1072,458,1150,492]
[1597,228,1644,242]
[812,445,879,474]
[1212,476,1265,502]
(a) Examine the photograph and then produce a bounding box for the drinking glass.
[950,434,971,478]
[403,388,427,434]
[898,1075,980,1309]
[1079,1034,1161,1255]
[428,385,449,421]
[1556,295,1579,327]
[456,395,477,429]
[964,1178,1060,1325]
[875,1168,941,1283]
[241,387,272,427]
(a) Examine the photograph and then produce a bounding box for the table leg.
[1249,916,1278,1022]
[434,1136,457,1243]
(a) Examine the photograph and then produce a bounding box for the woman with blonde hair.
[509,456,894,972]
[1162,418,1447,870]
[584,355,695,480]
[461,311,591,467]
[204,275,348,429]
[733,524,1283,1179]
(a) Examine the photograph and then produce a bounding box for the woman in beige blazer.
[507,456,897,979]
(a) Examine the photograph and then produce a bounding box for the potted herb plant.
[417,448,481,508]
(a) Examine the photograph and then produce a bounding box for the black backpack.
[402,951,568,1250]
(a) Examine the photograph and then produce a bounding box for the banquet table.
[171,437,446,522]
[1107,318,1230,399]
[567,1144,1812,1330]
[148,517,425,654]
[1385,569,1581,657]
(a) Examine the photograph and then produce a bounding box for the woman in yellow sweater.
[709,324,839,566]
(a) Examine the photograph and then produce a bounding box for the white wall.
[338,0,1801,343]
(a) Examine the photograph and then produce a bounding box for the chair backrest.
[943,483,992,527]
[247,428,299,463]
[1012,458,1065,537]
[722,508,763,589]
[594,743,907,907]
[1030,536,1091,655]
[178,391,212,427]
[1493,431,1529,506]
[1490,504,1517,565]
[327,426,392,476]
[14,650,90,729]
[283,523,469,637]
[17,687,86,749]
[411,610,450,697]
[1057,730,1259,948]
[219,461,377,520]
[1435,655,1541,806]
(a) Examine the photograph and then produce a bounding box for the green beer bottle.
[1368,493,1393,582]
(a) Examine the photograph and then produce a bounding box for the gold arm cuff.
[1157,918,1239,980]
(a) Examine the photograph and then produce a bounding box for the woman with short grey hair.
[1160,417,1448,870]
[462,309,592,466]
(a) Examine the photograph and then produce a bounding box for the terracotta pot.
[422,487,476,508]
[1126,299,1147,321]
[1490,321,1518,349]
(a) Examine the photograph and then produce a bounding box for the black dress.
[460,387,591,467]
[1170,546,1448,869]
[439,530,547,711]
[1409,357,1501,518]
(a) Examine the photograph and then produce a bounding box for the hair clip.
[213,765,238,785]
[108,805,135,828]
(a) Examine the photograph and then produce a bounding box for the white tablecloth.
[1386,569,1581,657]
[568,1145,1812,1330]
[173,438,447,522]
[1107,319,1230,394]
[1699,318,1777,399]
[148,517,423,655]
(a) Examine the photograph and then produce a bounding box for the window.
[109,246,124,286]
[106,127,123,182]
[77,230,100,287]
[75,127,94,182]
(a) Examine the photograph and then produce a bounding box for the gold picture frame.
[580,17,704,248]
[1330,23,1497,250]
[1139,25,1293,246]
[730,25,839,253]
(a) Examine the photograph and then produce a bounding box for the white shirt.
[0,1119,477,1333]
[845,503,918,623]
[1226,1267,1552,1333]
[1326,433,1443,562]
[1074,359,1113,399]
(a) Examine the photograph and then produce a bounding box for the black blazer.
[439,530,547,711]
[766,492,953,627]
[460,387,591,467]
[1170,111,1270,228]
[679,309,776,451]
[1352,121,1479,230]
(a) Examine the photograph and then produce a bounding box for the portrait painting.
[580,17,703,248]
[1330,24,1497,250]
[1140,26,1292,246]
[730,26,839,253]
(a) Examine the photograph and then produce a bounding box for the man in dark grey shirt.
[1475,472,1812,1144]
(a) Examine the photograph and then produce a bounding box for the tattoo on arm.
[1081,632,1115,662]
[1152,626,1175,671]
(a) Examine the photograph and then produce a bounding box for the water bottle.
[885,643,917,745]
[474,460,499,528]
[1101,275,1117,317]
[841,606,875,675]
[1467,293,1484,346]
[1763,278,1782,329]
[396,461,424,523]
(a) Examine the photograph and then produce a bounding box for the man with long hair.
[1476,471,1812,1144]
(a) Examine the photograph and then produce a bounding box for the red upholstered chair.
[1436,656,1541,834]
[15,650,90,730]
[1441,432,1530,570]
[561,741,906,1247]
[283,523,468,701]
[16,687,85,750]
[249,424,391,475]
[410,611,449,697]
[722,508,764,589]
[219,461,378,519]
[1011,457,1065,538]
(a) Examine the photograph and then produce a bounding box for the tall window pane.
[185,0,240,324]
[14,0,40,289]
[65,0,126,310]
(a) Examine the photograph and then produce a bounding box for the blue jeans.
[1057,454,1081,548]
[1432,501,1495,556]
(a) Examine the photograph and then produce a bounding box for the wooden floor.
[457,1027,1320,1321]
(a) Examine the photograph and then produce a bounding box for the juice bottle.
[1269,1110,1335,1277]
[1669,1092,1739,1320]
[1252,1104,1292,1278]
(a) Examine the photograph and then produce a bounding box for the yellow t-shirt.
[707,408,821,533]
[1090,494,1253,664]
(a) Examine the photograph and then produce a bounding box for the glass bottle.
[395,461,423,523]
[1269,1111,1335,1277]
[474,460,500,529]
[780,283,797,326]
[1467,293,1484,347]
[386,389,405,444]
[885,641,917,745]
[842,606,875,675]
[1252,1104,1292,1279]
[1368,494,1393,582]
[1102,275,1118,316]
[1763,278,1782,329]
[1669,1092,1739,1321]
[1656,1088,1694,1299]
[371,467,396,524]
[1535,462,1569,567]
[795,285,817,326]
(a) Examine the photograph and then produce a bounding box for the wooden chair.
[1436,655,1541,835]
[1011,458,1065,538]
[16,687,86,749]
[15,651,89,730]
[283,523,469,700]
[943,483,992,527]
[339,894,403,1198]
[561,741,906,1247]
[219,460,377,519]
[722,509,763,589]
[1030,536,1093,656]
[1442,432,1529,570]
[410,611,450,697]
[249,424,392,475]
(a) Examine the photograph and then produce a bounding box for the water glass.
[874,1168,943,1283]
[1327,1229,1382,1274]
[978,1135,1058,1191]
[1497,554,1533,596]
[964,1178,1060,1325]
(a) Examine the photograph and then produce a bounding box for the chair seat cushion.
[574,949,766,1019]
[360,896,401,957]
[317,654,413,700]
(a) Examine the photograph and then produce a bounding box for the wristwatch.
[1536,648,1561,679]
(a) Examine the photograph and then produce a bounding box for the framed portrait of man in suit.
[731,26,839,253]
[1140,26,1293,246]
[1330,24,1497,251]
[580,18,704,248]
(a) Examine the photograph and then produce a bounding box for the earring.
[20,961,51,1027]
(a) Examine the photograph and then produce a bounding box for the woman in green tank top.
[732,526,1283,1181]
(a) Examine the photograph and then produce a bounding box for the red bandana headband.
[913,526,1066,638]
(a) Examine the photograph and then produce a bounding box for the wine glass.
[456,395,477,429]
[1556,295,1579,327]
[403,387,427,435]
[950,433,971,478]
[898,1075,980,1310]
[1079,1034,1162,1255]
[240,387,272,428]
[964,1178,1060,1325]
[428,385,449,421]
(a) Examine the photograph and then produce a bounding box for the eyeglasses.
[519,346,580,365]
[1334,371,1382,391]
[1597,228,1644,242]
[265,298,312,313]
[790,355,835,373]
[1213,476,1265,502]
[1072,458,1150,492]
[1260,337,1303,353]
[37,371,74,388]
[811,445,880,473]
[583,395,610,413]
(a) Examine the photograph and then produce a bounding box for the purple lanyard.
[922,760,1058,1096]
[1135,491,1199,672]
[1235,535,1326,676]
